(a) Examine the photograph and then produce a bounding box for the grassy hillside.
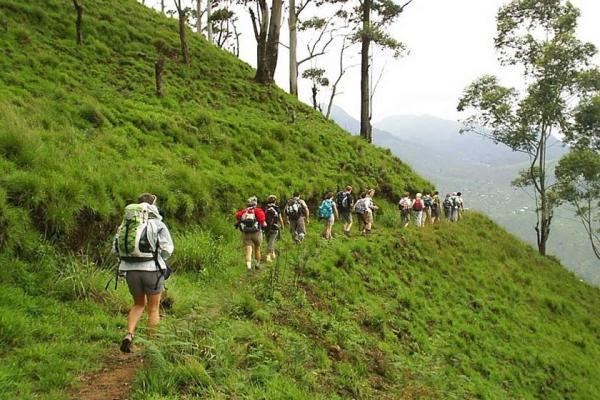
[1,1,600,399]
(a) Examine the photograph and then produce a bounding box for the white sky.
[148,0,600,122]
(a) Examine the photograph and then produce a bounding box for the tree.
[555,88,600,260]
[302,67,329,110]
[249,0,283,84]
[174,0,191,64]
[326,37,353,118]
[356,0,410,143]
[73,0,83,45]
[293,13,345,97]
[457,0,597,256]
[288,0,318,97]
[207,0,214,43]
[154,39,177,97]
[555,148,600,260]
[210,7,241,56]
[195,0,204,35]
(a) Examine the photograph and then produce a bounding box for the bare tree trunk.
[265,0,283,82]
[155,58,165,97]
[207,0,213,43]
[161,0,165,14]
[537,133,551,255]
[73,0,83,45]
[196,0,202,34]
[311,84,318,109]
[175,1,190,64]
[360,0,372,142]
[326,39,348,119]
[289,0,298,96]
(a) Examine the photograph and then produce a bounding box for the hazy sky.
[150,0,600,122]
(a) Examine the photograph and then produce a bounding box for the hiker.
[398,192,413,228]
[423,192,433,225]
[235,196,267,271]
[355,189,377,235]
[413,193,425,227]
[263,195,285,262]
[431,191,441,224]
[114,193,174,353]
[319,191,339,240]
[450,192,459,222]
[443,193,452,220]
[284,191,310,243]
[336,185,354,235]
[456,192,465,221]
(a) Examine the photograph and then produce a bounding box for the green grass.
[0,0,600,399]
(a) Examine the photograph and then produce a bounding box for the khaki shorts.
[125,270,164,296]
[363,210,373,224]
[242,231,262,247]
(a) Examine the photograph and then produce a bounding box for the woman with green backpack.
[319,191,339,240]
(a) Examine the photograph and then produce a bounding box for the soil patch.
[72,349,142,400]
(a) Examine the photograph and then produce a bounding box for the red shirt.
[235,207,266,226]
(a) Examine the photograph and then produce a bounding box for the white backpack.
[115,203,156,261]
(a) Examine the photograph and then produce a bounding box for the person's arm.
[111,232,119,255]
[302,200,310,222]
[157,221,174,260]
[333,202,339,219]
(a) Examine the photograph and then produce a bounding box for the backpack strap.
[153,237,163,290]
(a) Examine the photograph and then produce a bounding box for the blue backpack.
[319,199,334,219]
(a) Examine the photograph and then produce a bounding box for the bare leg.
[255,245,261,263]
[244,244,253,262]
[127,294,147,334]
[146,293,162,329]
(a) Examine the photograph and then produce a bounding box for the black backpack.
[265,204,280,230]
[336,191,352,212]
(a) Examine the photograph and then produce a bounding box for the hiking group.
[112,189,464,352]
[398,191,465,227]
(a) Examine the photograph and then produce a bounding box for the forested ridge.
[0,1,600,399]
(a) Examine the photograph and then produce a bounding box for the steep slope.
[0,1,600,400]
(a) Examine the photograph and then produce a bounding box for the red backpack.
[412,198,424,211]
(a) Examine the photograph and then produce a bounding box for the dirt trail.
[73,349,142,400]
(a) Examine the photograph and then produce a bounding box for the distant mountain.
[330,106,597,285]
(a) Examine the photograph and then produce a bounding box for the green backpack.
[116,203,155,262]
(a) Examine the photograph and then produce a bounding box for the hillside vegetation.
[1,1,600,399]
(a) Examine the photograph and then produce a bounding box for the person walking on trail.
[264,195,284,263]
[423,192,433,225]
[319,191,339,240]
[443,193,452,220]
[114,193,174,353]
[431,191,441,224]
[355,189,377,235]
[336,185,354,236]
[398,192,413,228]
[235,196,267,272]
[450,192,460,222]
[354,192,367,233]
[456,192,465,221]
[285,192,310,244]
[413,193,425,227]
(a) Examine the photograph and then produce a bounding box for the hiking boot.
[120,332,133,353]
[254,262,261,270]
